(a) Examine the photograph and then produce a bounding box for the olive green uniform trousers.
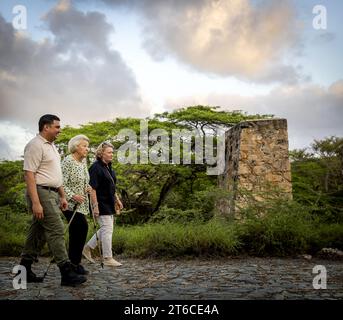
[21,188,68,267]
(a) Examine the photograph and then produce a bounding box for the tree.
[154,105,273,135]
[53,106,274,224]
[311,136,343,192]
[0,161,26,216]
[291,136,343,223]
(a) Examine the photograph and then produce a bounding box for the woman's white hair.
[68,134,90,153]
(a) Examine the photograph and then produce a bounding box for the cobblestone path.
[1,257,342,300]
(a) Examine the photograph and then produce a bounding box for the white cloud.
[0,0,146,130]
[1,0,341,159]
[102,0,305,83]
[0,122,35,160]
[164,80,343,150]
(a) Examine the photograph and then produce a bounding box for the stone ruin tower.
[218,119,292,219]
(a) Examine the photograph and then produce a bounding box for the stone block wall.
[218,119,292,218]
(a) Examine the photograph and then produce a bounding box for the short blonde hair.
[68,134,90,153]
[95,141,114,160]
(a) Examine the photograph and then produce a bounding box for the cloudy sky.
[0,0,342,159]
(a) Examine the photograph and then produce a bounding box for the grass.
[1,200,342,258]
[111,219,240,258]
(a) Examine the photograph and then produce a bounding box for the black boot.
[72,263,89,275]
[19,259,44,283]
[59,262,87,287]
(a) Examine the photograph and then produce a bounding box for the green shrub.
[149,207,206,224]
[1,197,342,258]
[150,187,231,224]
[112,220,240,258]
[308,223,343,253]
[236,197,343,256]
[0,207,30,256]
[4,183,27,213]
[239,199,315,256]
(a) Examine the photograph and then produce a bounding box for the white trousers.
[87,215,114,258]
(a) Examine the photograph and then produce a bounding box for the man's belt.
[37,185,59,193]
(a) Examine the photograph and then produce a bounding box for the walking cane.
[41,203,79,281]
[88,194,104,269]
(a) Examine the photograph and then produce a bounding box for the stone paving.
[0,256,342,300]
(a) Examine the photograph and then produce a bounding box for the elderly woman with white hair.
[61,134,91,275]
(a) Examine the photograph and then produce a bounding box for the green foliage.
[237,200,316,256]
[0,161,26,212]
[111,197,343,258]
[188,186,230,216]
[308,223,343,252]
[56,117,181,156]
[4,183,27,213]
[53,106,274,222]
[0,108,342,258]
[149,207,206,224]
[112,220,240,258]
[291,136,343,223]
[229,190,343,257]
[1,199,342,258]
[0,207,30,256]
[152,186,230,223]
[154,105,273,134]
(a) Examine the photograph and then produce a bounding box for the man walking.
[19,114,86,287]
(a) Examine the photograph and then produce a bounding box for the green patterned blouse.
[61,154,90,215]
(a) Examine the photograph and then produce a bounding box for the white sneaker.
[82,245,95,263]
[103,257,122,267]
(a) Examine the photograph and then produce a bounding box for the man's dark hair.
[38,114,60,132]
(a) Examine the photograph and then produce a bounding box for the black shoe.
[19,259,44,283]
[59,262,87,287]
[27,270,44,283]
[72,264,89,275]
